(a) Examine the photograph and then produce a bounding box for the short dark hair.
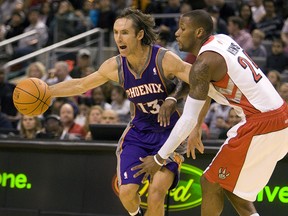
[116,8,158,45]
[228,16,244,30]
[182,10,214,37]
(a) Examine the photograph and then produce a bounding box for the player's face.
[113,18,141,57]
[175,16,196,53]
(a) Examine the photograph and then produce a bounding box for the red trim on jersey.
[203,35,215,46]
[212,73,261,117]
[212,73,229,88]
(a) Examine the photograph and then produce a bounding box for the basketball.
[13,78,52,116]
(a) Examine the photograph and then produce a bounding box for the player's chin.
[118,49,127,57]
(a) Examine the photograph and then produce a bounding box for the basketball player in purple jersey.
[49,8,192,216]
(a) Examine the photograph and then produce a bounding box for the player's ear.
[137,29,144,40]
[196,27,205,38]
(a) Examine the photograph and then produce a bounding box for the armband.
[154,155,164,166]
[165,96,177,103]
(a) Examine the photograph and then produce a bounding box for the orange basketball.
[13,78,52,116]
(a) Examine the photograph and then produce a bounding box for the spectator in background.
[279,82,288,103]
[97,0,116,46]
[266,69,282,91]
[0,67,19,128]
[251,0,266,24]
[74,97,91,126]
[155,30,176,52]
[227,16,253,51]
[2,12,25,50]
[281,17,288,55]
[54,0,75,42]
[101,109,120,124]
[59,102,86,139]
[204,103,231,139]
[26,61,47,80]
[159,0,181,42]
[39,1,56,46]
[266,38,288,73]
[166,0,192,60]
[0,0,24,24]
[247,29,267,58]
[218,108,242,140]
[84,105,103,140]
[13,8,48,59]
[45,97,70,117]
[111,85,130,123]
[206,5,228,35]
[81,0,100,28]
[54,0,87,43]
[45,61,72,85]
[19,115,42,139]
[36,114,80,140]
[214,0,236,23]
[89,86,112,110]
[86,105,103,125]
[70,49,92,78]
[238,3,256,33]
[256,0,284,41]
[0,103,14,131]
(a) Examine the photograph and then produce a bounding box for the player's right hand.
[187,127,204,159]
[157,99,177,127]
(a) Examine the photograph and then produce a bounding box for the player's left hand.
[131,156,162,183]
[187,127,204,159]
[158,99,177,127]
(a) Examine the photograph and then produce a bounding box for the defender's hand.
[131,155,163,183]
[187,127,204,159]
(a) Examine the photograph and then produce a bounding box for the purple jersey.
[115,45,185,187]
[117,45,181,132]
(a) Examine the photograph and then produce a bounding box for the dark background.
[0,139,287,216]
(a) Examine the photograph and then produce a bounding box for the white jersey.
[199,34,283,119]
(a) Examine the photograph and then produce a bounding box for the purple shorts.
[116,127,181,189]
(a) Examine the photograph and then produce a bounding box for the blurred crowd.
[1,0,288,141]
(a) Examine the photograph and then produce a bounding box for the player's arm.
[157,51,226,160]
[162,50,191,84]
[157,51,190,126]
[157,77,189,127]
[49,57,119,98]
[186,97,211,159]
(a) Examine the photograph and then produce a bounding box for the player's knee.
[201,175,222,194]
[148,184,167,200]
[119,185,138,201]
[200,175,209,188]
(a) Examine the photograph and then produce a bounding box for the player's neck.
[127,45,151,74]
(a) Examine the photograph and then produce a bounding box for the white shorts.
[204,103,288,201]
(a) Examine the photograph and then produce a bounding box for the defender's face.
[113,18,139,57]
[175,16,196,52]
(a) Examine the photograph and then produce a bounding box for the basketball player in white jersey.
[132,10,288,216]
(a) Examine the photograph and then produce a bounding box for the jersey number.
[238,51,263,83]
[137,99,161,114]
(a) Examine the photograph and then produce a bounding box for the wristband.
[154,155,164,166]
[165,96,177,103]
